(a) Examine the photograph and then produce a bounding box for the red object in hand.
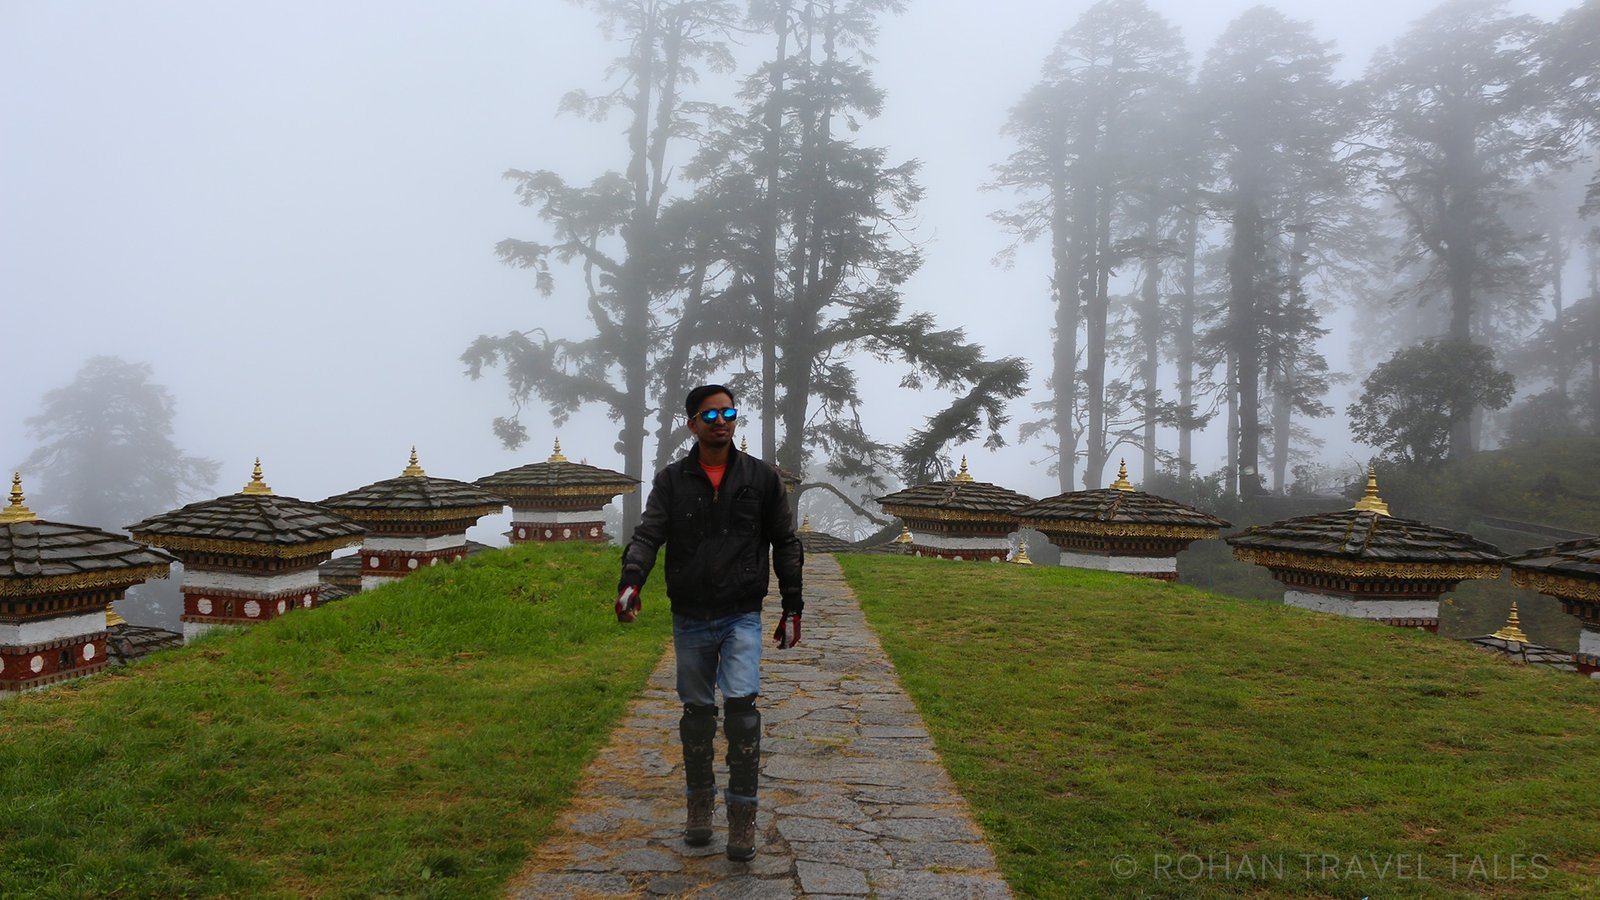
[615,586,641,623]
[773,612,801,649]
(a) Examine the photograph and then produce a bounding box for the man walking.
[616,384,804,862]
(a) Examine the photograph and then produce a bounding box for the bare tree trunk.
[1178,212,1197,480]
[1550,226,1568,399]
[1229,186,1263,499]
[1053,123,1092,492]
[1140,199,1161,483]
[758,2,789,461]
[1443,129,1478,457]
[1084,178,1112,488]
[1271,221,1312,495]
[1225,351,1238,499]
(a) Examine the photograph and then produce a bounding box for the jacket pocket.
[732,490,760,535]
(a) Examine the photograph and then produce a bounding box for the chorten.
[1505,537,1600,676]
[1226,468,1504,631]
[322,449,505,590]
[1,474,174,697]
[796,514,857,555]
[1014,460,1229,581]
[1463,602,1578,672]
[873,457,1035,561]
[475,439,635,544]
[128,460,363,642]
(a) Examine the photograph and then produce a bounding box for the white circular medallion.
[429,558,439,566]
[516,528,527,539]
[277,599,287,615]
[83,643,96,661]
[562,528,572,539]
[30,655,44,674]
[244,600,261,618]
[303,595,314,608]
[544,529,553,538]
[368,556,380,567]
[198,598,213,615]
[407,558,419,570]
[591,527,600,537]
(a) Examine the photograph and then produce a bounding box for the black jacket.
[619,445,804,619]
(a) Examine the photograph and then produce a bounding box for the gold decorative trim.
[1231,547,1500,581]
[325,505,504,523]
[1509,568,1600,603]
[1110,459,1134,492]
[497,485,636,499]
[1021,519,1218,540]
[0,564,170,598]
[131,533,361,558]
[879,505,1021,525]
[1491,601,1529,643]
[0,473,37,523]
[241,458,273,495]
[402,447,427,477]
[1351,466,1390,516]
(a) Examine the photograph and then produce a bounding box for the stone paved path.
[508,554,1012,899]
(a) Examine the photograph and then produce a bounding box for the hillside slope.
[841,554,1600,899]
[0,543,666,898]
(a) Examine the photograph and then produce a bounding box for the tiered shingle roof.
[874,459,1034,520]
[1506,537,1600,596]
[1,519,173,597]
[1017,483,1229,538]
[1226,471,1503,579]
[476,440,636,500]
[322,450,505,523]
[129,463,364,558]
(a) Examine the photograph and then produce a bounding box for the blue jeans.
[673,611,762,707]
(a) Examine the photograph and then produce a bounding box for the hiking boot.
[726,799,758,861]
[684,788,716,847]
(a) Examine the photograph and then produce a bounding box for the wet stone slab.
[505,555,1011,899]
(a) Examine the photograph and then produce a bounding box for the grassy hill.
[0,542,668,899]
[840,554,1600,899]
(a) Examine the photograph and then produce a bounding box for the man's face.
[688,392,737,449]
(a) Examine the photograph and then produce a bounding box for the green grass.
[839,553,1600,899]
[0,542,668,899]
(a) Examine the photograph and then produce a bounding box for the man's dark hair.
[685,384,735,419]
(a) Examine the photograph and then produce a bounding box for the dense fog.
[4,1,1595,626]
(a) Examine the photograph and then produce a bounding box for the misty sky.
[1,0,1582,541]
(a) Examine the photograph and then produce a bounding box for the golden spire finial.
[548,438,568,464]
[0,473,38,523]
[895,524,914,543]
[105,603,127,629]
[1351,466,1390,516]
[1012,542,1034,565]
[1491,601,1530,643]
[241,458,274,495]
[1110,459,1134,492]
[954,456,974,483]
[402,446,426,477]
[740,436,749,453]
[800,514,814,533]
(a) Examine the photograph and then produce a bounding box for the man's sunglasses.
[696,407,738,424]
